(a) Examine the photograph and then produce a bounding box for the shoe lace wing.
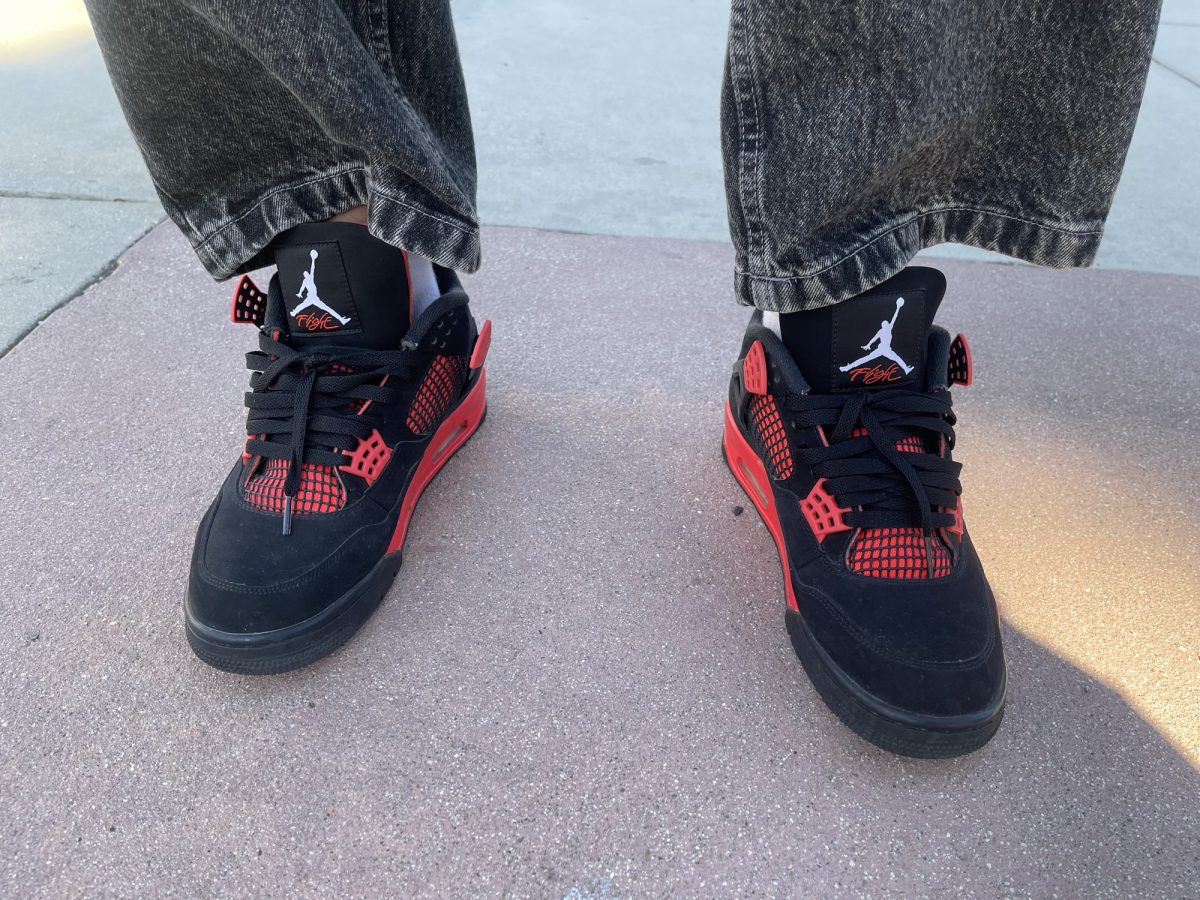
[784,387,963,578]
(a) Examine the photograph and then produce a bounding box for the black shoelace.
[243,328,425,535]
[782,386,962,539]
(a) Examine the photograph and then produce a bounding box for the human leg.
[84,0,491,672]
[719,0,1160,755]
[85,0,479,276]
[722,0,1161,309]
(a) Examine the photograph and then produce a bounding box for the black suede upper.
[730,315,1005,721]
[187,282,479,637]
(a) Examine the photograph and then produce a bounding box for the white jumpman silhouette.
[838,296,914,374]
[292,249,351,324]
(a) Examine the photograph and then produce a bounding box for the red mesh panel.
[321,363,371,414]
[847,428,951,578]
[407,355,467,434]
[748,395,793,480]
[340,430,392,486]
[848,527,953,579]
[850,427,923,453]
[245,459,345,515]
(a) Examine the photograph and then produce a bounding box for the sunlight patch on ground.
[0,1,93,57]
[963,414,1200,766]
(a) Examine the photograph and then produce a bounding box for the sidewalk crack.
[0,189,158,204]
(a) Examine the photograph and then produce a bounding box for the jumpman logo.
[838,296,914,374]
[292,249,351,325]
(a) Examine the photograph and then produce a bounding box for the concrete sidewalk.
[1,224,1196,896]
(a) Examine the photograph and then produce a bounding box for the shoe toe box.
[186,473,393,635]
[795,541,1006,721]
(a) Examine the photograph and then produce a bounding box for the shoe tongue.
[271,222,411,350]
[779,266,945,393]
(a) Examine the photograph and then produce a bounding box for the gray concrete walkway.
[1,224,1197,896]
[0,36,161,350]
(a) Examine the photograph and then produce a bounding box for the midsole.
[787,608,1005,733]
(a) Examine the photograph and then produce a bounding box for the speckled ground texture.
[1,224,1198,897]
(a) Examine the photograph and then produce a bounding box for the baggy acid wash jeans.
[84,0,1162,310]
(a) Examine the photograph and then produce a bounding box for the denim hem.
[734,206,1104,312]
[189,166,481,280]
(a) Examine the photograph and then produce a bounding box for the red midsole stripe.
[386,369,487,554]
[723,401,799,612]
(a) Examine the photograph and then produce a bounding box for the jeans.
[84,0,1162,310]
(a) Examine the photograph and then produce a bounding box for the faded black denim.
[86,0,1161,309]
[85,0,479,279]
[723,0,1162,308]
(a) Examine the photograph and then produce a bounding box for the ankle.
[327,204,368,226]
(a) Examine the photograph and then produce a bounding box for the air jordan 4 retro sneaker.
[723,267,1005,757]
[185,223,491,673]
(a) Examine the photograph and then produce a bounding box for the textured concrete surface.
[4,3,1200,353]
[0,37,163,350]
[0,195,162,349]
[458,0,727,244]
[0,38,156,200]
[1162,0,1200,28]
[1092,47,1200,277]
[1155,24,1200,86]
[1,223,1197,896]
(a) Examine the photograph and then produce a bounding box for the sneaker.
[185,224,491,674]
[722,267,1005,757]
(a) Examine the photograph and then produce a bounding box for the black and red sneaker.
[185,223,491,674]
[723,267,1005,757]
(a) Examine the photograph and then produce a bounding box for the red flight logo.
[294,312,341,332]
[847,363,903,385]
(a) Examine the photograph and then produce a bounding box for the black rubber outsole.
[721,437,1004,759]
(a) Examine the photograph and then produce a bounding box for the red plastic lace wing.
[948,497,964,538]
[230,275,266,326]
[743,340,768,395]
[340,430,392,486]
[800,478,851,542]
[948,333,973,386]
